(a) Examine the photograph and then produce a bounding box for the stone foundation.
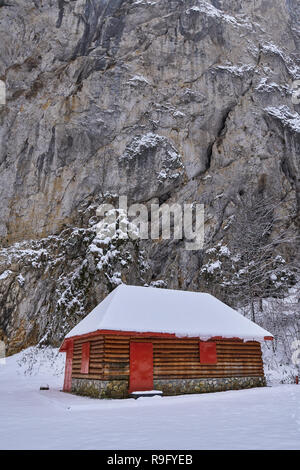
[71,376,266,399]
[71,378,129,399]
[153,376,266,396]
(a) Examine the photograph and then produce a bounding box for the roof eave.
[62,329,273,343]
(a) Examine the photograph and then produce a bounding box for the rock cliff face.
[0,0,299,353]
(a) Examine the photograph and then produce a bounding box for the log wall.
[72,335,104,379]
[71,334,264,381]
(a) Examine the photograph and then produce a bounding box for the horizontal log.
[104,370,130,375]
[100,368,263,376]
[128,338,257,344]
[153,346,261,352]
[89,365,104,370]
[102,337,261,347]
[154,368,264,373]
[72,360,83,366]
[72,374,103,379]
[103,362,129,370]
[154,354,199,359]
[153,365,263,374]
[105,339,129,344]
[72,352,84,357]
[105,335,131,340]
[153,354,262,361]
[132,339,199,345]
[154,361,263,367]
[103,366,128,371]
[72,357,103,367]
[73,346,103,354]
[73,354,261,363]
[104,362,262,369]
[154,353,262,359]
[104,371,130,376]
[151,343,260,349]
[89,360,104,366]
[104,353,129,359]
[153,360,263,367]
[96,335,260,344]
[103,362,129,368]
[89,368,104,374]
[104,348,129,352]
[217,352,262,356]
[104,342,130,348]
[154,350,261,357]
[129,339,259,346]
[154,373,264,379]
[217,345,261,351]
[73,348,104,355]
[74,338,104,346]
[153,366,263,374]
[104,358,129,363]
[90,348,105,354]
[152,344,199,350]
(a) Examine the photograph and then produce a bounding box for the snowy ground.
[0,348,300,450]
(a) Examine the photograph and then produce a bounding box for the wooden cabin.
[59,285,273,398]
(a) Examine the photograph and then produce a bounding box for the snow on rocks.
[264,105,300,133]
[202,260,222,274]
[127,75,151,86]
[173,110,186,118]
[119,133,164,162]
[214,64,255,77]
[0,270,13,280]
[0,224,150,351]
[261,43,300,79]
[17,274,25,286]
[255,78,291,96]
[119,133,184,186]
[185,1,253,30]
[119,133,181,167]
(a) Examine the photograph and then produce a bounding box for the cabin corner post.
[63,339,74,392]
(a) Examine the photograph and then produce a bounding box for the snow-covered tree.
[201,194,299,321]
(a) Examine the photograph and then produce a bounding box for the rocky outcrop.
[0,0,299,353]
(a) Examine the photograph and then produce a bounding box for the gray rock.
[0,0,299,351]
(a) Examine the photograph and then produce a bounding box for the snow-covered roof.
[64,285,273,342]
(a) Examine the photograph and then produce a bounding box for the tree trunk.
[250,300,255,322]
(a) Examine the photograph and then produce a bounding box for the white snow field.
[0,348,299,450]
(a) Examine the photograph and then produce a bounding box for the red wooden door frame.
[129,342,153,393]
[63,340,73,392]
